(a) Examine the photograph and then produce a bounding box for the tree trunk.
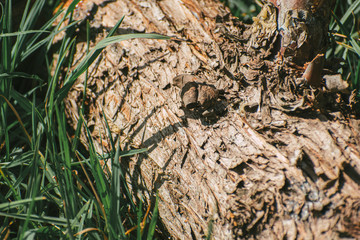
[64,0,360,239]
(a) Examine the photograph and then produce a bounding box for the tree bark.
[64,0,360,239]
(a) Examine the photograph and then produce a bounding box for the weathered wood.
[63,0,360,239]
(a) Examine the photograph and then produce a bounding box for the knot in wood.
[172,74,219,110]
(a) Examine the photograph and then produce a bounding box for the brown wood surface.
[63,0,360,239]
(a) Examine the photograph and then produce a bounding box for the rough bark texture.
[63,0,360,239]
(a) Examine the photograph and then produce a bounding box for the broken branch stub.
[271,0,334,64]
[266,0,335,86]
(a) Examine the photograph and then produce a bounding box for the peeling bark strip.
[63,0,360,239]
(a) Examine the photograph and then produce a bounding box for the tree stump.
[64,0,360,239]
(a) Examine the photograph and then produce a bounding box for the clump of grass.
[0,0,167,238]
[328,0,360,95]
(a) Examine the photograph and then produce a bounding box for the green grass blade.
[21,161,42,237]
[147,194,159,240]
[206,219,214,240]
[109,140,127,239]
[0,197,45,210]
[21,20,80,63]
[331,0,360,31]
[354,60,360,88]
[0,212,72,226]
[0,0,12,161]
[56,105,78,217]
[46,36,76,117]
[119,148,148,157]
[331,11,360,57]
[83,118,111,214]
[55,16,126,102]
[0,30,50,37]
[56,31,169,103]
[11,0,45,70]
[1,0,12,72]
[0,72,43,82]
[137,201,143,240]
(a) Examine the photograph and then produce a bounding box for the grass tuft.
[0,0,166,239]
